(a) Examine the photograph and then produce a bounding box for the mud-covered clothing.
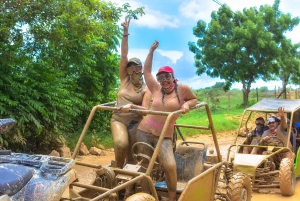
[261,125,292,149]
[249,126,269,145]
[112,79,147,126]
[138,84,197,139]
[111,78,148,167]
[136,129,177,192]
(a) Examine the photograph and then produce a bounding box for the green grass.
[67,129,114,150]
[176,106,244,137]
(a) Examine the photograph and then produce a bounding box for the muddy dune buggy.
[65,101,251,201]
[225,98,300,196]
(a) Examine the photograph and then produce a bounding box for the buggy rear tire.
[279,158,295,196]
[125,193,155,201]
[227,172,251,201]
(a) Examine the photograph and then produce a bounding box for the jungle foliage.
[0,0,144,153]
[189,0,300,106]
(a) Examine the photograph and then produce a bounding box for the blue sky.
[109,0,300,90]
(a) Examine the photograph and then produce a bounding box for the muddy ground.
[69,131,300,200]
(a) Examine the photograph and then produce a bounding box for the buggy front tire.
[227,172,251,201]
[279,158,295,196]
[125,193,155,201]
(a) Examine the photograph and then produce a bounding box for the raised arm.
[119,17,131,82]
[278,107,287,130]
[143,41,160,93]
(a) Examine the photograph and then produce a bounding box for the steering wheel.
[131,142,162,171]
[263,136,284,147]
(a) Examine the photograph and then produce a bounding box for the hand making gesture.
[121,16,131,35]
[278,107,285,118]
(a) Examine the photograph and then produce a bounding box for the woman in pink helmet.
[136,40,198,201]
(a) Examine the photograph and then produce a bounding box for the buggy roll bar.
[71,102,222,164]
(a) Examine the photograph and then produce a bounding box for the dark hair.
[256,117,265,122]
[160,74,180,105]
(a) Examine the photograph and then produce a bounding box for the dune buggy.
[225,98,300,196]
[65,101,251,201]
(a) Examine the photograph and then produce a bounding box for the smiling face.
[127,64,143,86]
[156,72,174,93]
[268,121,278,130]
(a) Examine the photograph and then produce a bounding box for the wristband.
[123,33,130,36]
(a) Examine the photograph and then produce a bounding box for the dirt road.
[72,132,300,201]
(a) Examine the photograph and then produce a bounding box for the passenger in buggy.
[110,17,152,169]
[251,107,295,163]
[243,117,269,154]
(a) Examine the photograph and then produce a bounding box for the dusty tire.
[227,172,251,201]
[125,193,155,201]
[279,158,295,196]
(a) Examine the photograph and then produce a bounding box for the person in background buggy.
[243,117,269,154]
[251,107,295,162]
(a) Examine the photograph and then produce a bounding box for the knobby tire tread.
[227,172,251,201]
[279,158,295,196]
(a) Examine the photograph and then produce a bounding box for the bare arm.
[118,103,148,115]
[118,87,152,115]
[278,107,287,130]
[142,86,152,109]
[181,85,198,114]
[119,17,130,82]
[181,99,198,114]
[143,41,160,93]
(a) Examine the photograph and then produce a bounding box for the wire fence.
[204,86,300,111]
[251,87,300,100]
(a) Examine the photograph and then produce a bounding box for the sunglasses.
[255,123,264,126]
[127,65,142,75]
[156,73,173,83]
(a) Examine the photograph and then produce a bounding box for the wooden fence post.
[228,92,230,111]
[206,93,209,106]
[256,88,258,102]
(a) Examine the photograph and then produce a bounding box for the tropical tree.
[188,0,299,105]
[277,41,300,98]
[0,0,144,152]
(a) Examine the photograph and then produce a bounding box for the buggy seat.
[155,141,207,193]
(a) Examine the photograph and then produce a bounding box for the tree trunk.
[242,88,250,106]
[241,80,252,106]
[282,77,288,99]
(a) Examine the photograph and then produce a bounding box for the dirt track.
[69,132,300,201]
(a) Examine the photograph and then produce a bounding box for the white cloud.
[120,48,183,65]
[179,0,219,21]
[127,48,149,63]
[180,75,221,89]
[156,50,183,64]
[134,10,180,29]
[179,75,299,90]
[285,26,300,44]
[107,0,180,29]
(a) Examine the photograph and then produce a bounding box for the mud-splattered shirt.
[261,126,292,149]
[112,79,147,126]
[138,84,197,138]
